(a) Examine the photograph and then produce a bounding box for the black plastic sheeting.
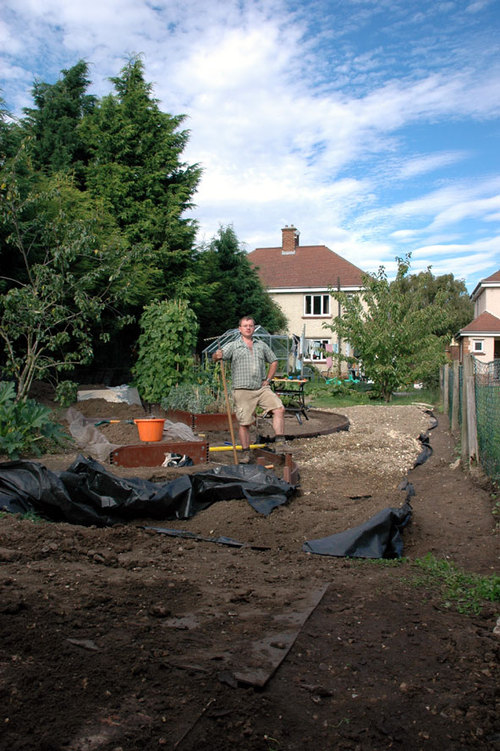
[303,481,415,559]
[303,412,437,559]
[0,455,296,527]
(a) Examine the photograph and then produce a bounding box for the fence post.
[451,360,460,434]
[461,355,479,468]
[442,364,449,416]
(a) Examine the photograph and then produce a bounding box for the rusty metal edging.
[110,441,209,467]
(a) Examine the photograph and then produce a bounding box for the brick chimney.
[281,225,299,254]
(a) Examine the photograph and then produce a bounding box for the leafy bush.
[55,380,78,407]
[0,381,68,459]
[132,299,199,403]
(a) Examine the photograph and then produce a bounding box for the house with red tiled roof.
[248,226,366,373]
[457,270,500,362]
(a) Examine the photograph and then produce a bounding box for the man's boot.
[239,449,251,464]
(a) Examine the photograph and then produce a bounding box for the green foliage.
[80,56,201,300]
[393,267,474,340]
[0,153,138,400]
[160,360,232,413]
[2,57,202,378]
[55,380,78,407]
[161,380,231,414]
[0,381,67,459]
[22,60,95,181]
[325,256,448,401]
[412,553,499,615]
[132,299,199,403]
[193,225,287,348]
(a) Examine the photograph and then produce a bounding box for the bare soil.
[0,392,498,751]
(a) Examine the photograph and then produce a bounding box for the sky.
[1,0,500,293]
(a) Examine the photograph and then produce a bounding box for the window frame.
[303,338,331,362]
[304,293,330,317]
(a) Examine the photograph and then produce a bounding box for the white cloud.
[1,0,499,293]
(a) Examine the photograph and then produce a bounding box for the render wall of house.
[475,287,500,318]
[269,290,359,374]
[462,335,497,362]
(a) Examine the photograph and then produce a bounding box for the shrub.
[132,299,199,404]
[161,363,232,414]
[0,381,68,459]
[55,380,78,407]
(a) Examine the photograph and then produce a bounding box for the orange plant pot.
[134,418,165,442]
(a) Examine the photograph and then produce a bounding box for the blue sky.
[2,0,499,292]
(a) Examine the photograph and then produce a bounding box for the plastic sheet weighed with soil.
[0,455,295,526]
[0,413,437,558]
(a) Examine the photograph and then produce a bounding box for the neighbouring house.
[456,269,500,362]
[248,226,366,374]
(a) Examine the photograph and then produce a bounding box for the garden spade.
[218,341,239,465]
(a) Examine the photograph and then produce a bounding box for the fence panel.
[474,359,500,482]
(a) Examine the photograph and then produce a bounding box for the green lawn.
[305,382,439,409]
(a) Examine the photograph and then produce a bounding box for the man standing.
[212,316,285,463]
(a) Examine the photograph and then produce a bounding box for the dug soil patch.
[0,400,498,750]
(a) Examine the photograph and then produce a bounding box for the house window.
[304,294,330,316]
[304,339,330,361]
[472,340,484,353]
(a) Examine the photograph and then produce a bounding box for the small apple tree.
[0,152,138,401]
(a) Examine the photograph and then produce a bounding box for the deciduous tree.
[325,257,447,401]
[0,153,138,400]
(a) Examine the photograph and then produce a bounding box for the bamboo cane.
[219,355,239,464]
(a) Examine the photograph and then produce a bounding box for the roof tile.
[459,310,500,334]
[248,245,365,288]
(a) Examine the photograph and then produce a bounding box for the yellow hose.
[209,443,267,452]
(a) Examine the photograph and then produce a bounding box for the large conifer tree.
[22,60,95,183]
[81,56,202,299]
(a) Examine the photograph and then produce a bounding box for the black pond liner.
[303,412,437,559]
[0,455,296,527]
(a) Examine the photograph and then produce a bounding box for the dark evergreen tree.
[0,98,26,297]
[22,60,95,183]
[80,56,202,300]
[193,225,287,349]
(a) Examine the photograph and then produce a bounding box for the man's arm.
[213,342,233,362]
[262,359,278,386]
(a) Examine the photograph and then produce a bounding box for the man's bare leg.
[239,424,251,449]
[272,406,285,438]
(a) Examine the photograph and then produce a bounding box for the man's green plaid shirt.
[222,338,277,389]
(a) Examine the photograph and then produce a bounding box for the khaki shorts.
[233,386,284,426]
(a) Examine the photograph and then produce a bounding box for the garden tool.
[218,339,238,465]
[94,419,135,427]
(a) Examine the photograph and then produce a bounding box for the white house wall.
[270,289,362,374]
[474,287,500,318]
[464,335,497,362]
